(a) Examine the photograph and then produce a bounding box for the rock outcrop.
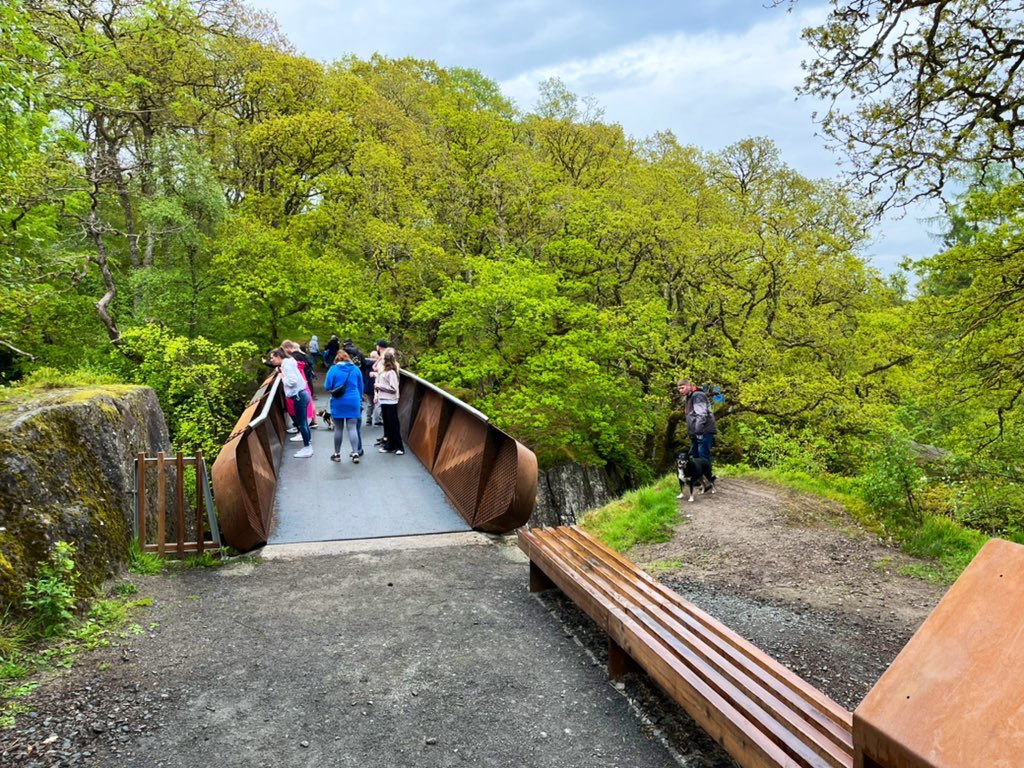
[531,462,616,527]
[0,386,171,609]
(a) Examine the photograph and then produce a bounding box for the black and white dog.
[317,408,333,430]
[677,453,716,502]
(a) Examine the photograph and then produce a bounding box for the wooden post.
[136,453,147,550]
[195,451,205,555]
[157,452,166,556]
[608,637,639,680]
[529,561,555,593]
[175,451,186,556]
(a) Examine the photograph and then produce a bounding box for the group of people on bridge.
[266,337,405,463]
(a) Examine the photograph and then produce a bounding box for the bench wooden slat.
[521,529,810,767]
[550,528,853,767]
[556,528,853,747]
[520,526,855,768]
[563,526,853,732]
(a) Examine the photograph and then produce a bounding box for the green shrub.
[110,326,259,458]
[858,440,926,528]
[0,610,31,663]
[903,515,987,581]
[13,366,123,390]
[129,541,165,575]
[22,542,78,637]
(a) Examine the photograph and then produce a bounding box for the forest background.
[2,0,1023,561]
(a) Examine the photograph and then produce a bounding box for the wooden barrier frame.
[134,451,222,557]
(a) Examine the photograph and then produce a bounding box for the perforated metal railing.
[211,370,538,551]
[210,373,287,551]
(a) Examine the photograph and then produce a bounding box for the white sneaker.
[289,434,304,442]
[286,427,299,434]
[294,446,313,458]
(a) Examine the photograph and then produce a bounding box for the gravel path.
[2,477,950,767]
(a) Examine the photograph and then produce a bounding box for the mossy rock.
[0,386,171,610]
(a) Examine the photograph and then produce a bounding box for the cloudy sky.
[246,0,944,273]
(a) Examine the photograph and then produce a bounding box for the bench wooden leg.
[608,637,640,680]
[529,561,555,593]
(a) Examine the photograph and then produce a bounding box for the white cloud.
[500,7,827,169]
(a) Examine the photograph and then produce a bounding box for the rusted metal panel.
[212,373,282,552]
[433,409,489,523]
[473,439,537,533]
[407,389,445,472]
[853,538,1024,768]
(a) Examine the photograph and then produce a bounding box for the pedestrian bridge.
[211,370,538,551]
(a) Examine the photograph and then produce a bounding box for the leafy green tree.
[796,0,1024,211]
[112,325,258,456]
[913,181,1024,460]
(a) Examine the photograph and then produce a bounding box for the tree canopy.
[796,0,1024,211]
[2,0,1022,538]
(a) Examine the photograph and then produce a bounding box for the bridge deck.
[268,389,471,544]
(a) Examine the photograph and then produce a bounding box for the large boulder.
[0,386,171,610]
[531,462,616,527]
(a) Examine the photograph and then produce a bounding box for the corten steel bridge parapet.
[211,372,287,552]
[211,370,538,551]
[399,370,537,533]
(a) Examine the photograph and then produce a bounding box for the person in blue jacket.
[324,349,365,463]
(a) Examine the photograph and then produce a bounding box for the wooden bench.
[518,525,854,768]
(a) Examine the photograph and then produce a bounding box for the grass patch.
[1,594,153,730]
[897,563,949,584]
[902,515,987,584]
[643,559,683,575]
[580,475,680,553]
[129,541,165,575]
[728,465,990,584]
[730,465,878,531]
[176,550,225,569]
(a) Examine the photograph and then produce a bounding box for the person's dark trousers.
[381,403,404,452]
[292,389,312,446]
[355,402,363,453]
[696,434,715,473]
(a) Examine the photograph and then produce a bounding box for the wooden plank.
[520,530,802,768]
[140,456,199,466]
[527,531,835,768]
[176,452,186,556]
[142,541,208,555]
[529,560,554,593]
[156,452,166,557]
[608,636,640,680]
[566,526,852,731]
[521,527,853,768]
[136,452,147,550]
[553,528,853,762]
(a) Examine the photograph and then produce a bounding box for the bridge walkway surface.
[268,387,470,544]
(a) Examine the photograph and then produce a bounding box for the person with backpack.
[324,349,364,463]
[678,379,717,472]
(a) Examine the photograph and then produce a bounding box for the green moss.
[0,387,152,612]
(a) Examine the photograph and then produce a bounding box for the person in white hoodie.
[270,347,313,458]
